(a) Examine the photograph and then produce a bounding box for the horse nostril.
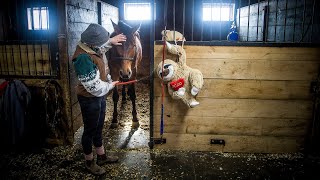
[120,70,123,76]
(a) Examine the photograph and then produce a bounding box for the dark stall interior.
[0,0,64,150]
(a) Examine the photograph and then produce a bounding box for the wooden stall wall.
[0,45,51,75]
[67,0,118,132]
[153,45,320,153]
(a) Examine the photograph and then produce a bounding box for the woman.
[72,23,126,175]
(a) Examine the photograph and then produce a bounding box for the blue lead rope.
[160,103,164,136]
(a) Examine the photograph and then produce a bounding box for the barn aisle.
[1,83,320,179]
[1,145,320,179]
[104,82,151,150]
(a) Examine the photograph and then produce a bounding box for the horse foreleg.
[128,84,139,128]
[121,85,126,103]
[111,87,119,128]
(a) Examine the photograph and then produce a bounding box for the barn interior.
[1,0,320,179]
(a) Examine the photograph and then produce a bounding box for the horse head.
[110,20,142,81]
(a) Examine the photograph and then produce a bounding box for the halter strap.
[114,34,139,61]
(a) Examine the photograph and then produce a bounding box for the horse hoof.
[110,123,119,129]
[131,121,140,129]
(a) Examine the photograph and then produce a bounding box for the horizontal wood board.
[153,45,319,152]
[0,44,51,75]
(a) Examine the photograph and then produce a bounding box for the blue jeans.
[77,95,106,155]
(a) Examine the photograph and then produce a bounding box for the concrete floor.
[1,124,320,180]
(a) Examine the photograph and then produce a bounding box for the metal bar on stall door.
[10,40,16,75]
[310,0,316,42]
[4,44,9,75]
[164,0,167,28]
[256,0,260,41]
[31,7,34,30]
[10,3,16,75]
[149,0,155,149]
[201,0,204,41]
[18,43,23,75]
[31,7,38,76]
[292,0,297,42]
[246,0,250,41]
[192,0,194,41]
[265,0,270,42]
[15,1,23,75]
[173,0,176,41]
[238,0,241,41]
[210,0,213,41]
[24,0,31,76]
[46,0,52,76]
[283,0,288,42]
[274,0,278,42]
[219,0,222,41]
[2,14,9,75]
[39,6,45,75]
[183,0,185,39]
[301,0,307,42]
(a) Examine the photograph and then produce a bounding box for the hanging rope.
[44,80,63,137]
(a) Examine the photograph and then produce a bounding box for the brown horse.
[108,20,142,129]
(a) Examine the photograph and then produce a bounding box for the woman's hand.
[112,81,119,86]
[110,33,126,45]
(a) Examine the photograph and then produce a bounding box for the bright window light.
[203,3,235,21]
[27,7,49,30]
[124,3,156,21]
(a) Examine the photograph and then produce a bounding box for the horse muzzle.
[119,70,132,81]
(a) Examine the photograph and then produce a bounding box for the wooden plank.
[69,64,79,105]
[0,44,51,75]
[154,78,311,100]
[153,133,304,153]
[72,102,81,121]
[153,115,309,137]
[154,58,319,81]
[72,101,82,132]
[154,45,320,61]
[153,97,312,119]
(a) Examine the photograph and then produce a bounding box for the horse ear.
[132,23,141,33]
[111,19,120,33]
